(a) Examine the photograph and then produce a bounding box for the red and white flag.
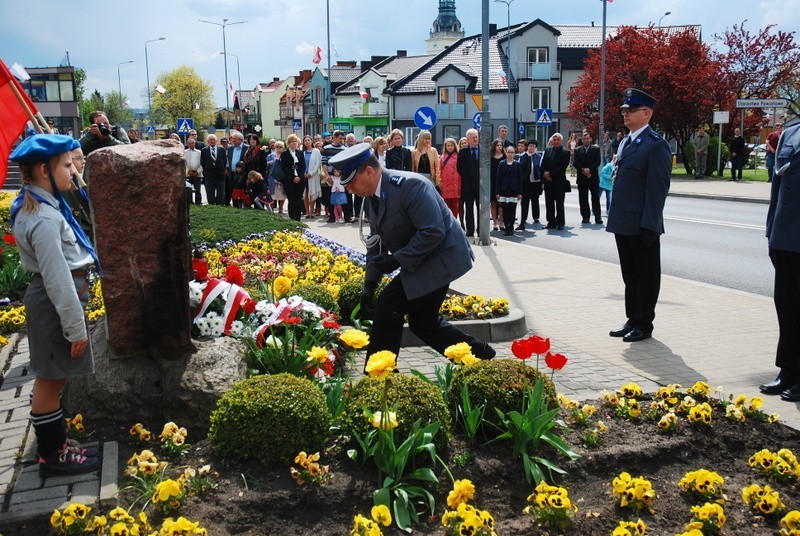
[312,45,323,65]
[123,100,130,107]
[228,81,234,92]
[493,69,508,85]
[359,90,370,99]
[0,59,38,187]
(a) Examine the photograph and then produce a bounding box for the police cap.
[328,142,374,185]
[621,88,657,109]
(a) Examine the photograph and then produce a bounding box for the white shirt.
[184,148,202,175]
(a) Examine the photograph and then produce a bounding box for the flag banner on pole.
[493,69,508,85]
[228,81,234,92]
[312,45,323,65]
[10,63,30,81]
[155,84,166,94]
[0,59,38,187]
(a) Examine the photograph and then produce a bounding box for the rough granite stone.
[88,140,194,353]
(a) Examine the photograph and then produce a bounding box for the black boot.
[32,409,99,477]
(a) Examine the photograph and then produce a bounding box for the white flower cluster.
[230,320,251,338]
[194,311,224,337]
[189,281,206,308]
[253,295,326,324]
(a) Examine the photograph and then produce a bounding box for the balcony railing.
[436,103,466,119]
[304,103,323,117]
[349,101,388,116]
[519,62,561,80]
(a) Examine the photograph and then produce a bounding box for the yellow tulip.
[364,351,396,380]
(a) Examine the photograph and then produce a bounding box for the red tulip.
[322,319,341,329]
[511,338,534,360]
[192,257,209,282]
[545,352,568,371]
[3,233,15,246]
[528,336,550,355]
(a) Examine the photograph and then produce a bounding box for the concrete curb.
[668,191,769,204]
[401,307,527,347]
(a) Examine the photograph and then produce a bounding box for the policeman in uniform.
[329,143,496,368]
[761,123,800,400]
[606,88,671,342]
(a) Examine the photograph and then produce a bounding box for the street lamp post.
[495,0,515,137]
[200,18,247,134]
[144,37,166,137]
[117,60,134,96]
[658,11,671,27]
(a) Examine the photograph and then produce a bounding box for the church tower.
[425,0,465,54]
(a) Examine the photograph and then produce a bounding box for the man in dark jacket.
[540,133,571,230]
[573,132,603,224]
[200,134,228,205]
[457,128,481,237]
[517,140,543,230]
[729,127,746,181]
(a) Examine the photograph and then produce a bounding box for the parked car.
[746,143,767,168]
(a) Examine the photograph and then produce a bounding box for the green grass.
[670,167,771,182]
[189,205,305,244]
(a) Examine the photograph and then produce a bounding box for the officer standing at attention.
[329,143,496,369]
[606,88,671,343]
[760,122,800,401]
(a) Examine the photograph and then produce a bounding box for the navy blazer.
[200,145,227,182]
[457,146,480,194]
[605,126,671,236]
[365,169,474,300]
[519,151,542,183]
[767,124,800,253]
[540,146,571,192]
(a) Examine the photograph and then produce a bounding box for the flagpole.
[7,78,43,133]
[598,0,608,162]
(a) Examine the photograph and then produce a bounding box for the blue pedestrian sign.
[292,119,302,131]
[414,106,436,130]
[535,108,553,125]
[176,118,194,134]
[472,112,482,130]
[146,125,156,135]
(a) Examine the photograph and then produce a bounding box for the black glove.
[359,281,377,317]
[639,228,659,246]
[369,254,400,274]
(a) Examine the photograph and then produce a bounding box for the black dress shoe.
[582,219,590,224]
[556,225,564,230]
[609,323,633,337]
[760,376,795,395]
[544,224,555,229]
[515,225,525,231]
[595,219,603,224]
[622,328,652,342]
[780,383,800,402]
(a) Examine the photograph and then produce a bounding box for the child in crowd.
[329,172,348,223]
[246,171,272,210]
[599,156,616,216]
[230,161,247,208]
[9,134,101,476]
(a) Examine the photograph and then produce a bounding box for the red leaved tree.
[567,26,721,173]
[713,21,800,137]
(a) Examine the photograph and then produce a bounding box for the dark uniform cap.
[10,134,80,163]
[621,88,657,109]
[328,142,374,185]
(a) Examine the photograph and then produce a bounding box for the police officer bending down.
[329,143,496,370]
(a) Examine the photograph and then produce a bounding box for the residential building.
[255,77,292,140]
[19,66,80,137]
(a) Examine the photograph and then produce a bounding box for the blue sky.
[1,0,797,109]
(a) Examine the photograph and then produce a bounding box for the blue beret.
[621,88,657,109]
[10,134,80,163]
[328,142,374,185]
[322,131,331,136]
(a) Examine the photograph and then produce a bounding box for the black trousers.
[519,182,542,224]
[543,185,565,227]
[770,248,800,378]
[730,155,744,180]
[365,276,486,367]
[462,189,479,236]
[501,201,517,231]
[615,234,661,333]
[578,179,602,221]
[189,176,202,205]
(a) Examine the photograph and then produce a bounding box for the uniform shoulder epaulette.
[649,130,662,140]
[389,175,405,186]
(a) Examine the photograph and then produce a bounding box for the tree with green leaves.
[151,65,215,128]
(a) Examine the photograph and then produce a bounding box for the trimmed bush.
[448,359,557,428]
[342,373,451,451]
[289,282,339,314]
[208,373,331,466]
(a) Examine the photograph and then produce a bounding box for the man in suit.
[457,128,481,237]
[540,133,571,230]
[729,127,745,181]
[574,131,603,224]
[606,88,671,343]
[760,123,800,401]
[226,131,246,206]
[518,140,543,230]
[200,134,227,205]
[329,143,496,369]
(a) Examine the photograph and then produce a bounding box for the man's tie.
[210,147,216,162]
[472,147,477,161]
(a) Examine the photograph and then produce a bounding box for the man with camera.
[80,111,130,155]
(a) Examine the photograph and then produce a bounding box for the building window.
[443,125,460,141]
[527,47,549,63]
[438,86,465,104]
[531,88,550,111]
[25,72,75,102]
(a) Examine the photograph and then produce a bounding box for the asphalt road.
[503,192,773,297]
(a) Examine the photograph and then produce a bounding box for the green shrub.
[337,275,386,322]
[208,374,331,466]
[289,282,339,314]
[342,374,451,451]
[0,248,32,301]
[189,204,302,244]
[448,359,557,429]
